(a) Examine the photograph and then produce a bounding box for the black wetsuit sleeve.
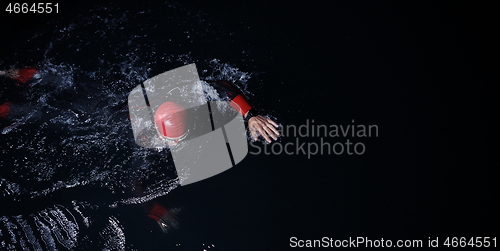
[205,80,243,101]
[205,80,257,117]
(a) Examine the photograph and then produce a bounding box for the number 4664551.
[6,3,59,13]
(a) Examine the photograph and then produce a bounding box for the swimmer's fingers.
[256,126,272,143]
[264,117,279,128]
[263,117,280,136]
[258,120,279,143]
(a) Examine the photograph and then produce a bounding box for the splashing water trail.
[1,1,257,249]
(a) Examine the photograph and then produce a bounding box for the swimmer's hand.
[1,68,20,79]
[247,115,280,143]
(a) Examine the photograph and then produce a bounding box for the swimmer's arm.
[207,80,280,143]
[0,68,19,79]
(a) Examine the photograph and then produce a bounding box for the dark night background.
[1,0,497,250]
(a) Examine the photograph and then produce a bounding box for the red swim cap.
[154,101,187,140]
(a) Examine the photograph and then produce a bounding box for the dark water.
[1,0,497,250]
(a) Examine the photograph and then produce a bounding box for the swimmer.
[143,80,280,144]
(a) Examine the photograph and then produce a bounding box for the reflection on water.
[1,1,254,249]
[1,203,88,250]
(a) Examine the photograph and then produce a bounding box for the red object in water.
[154,101,188,140]
[15,67,37,84]
[230,94,252,116]
[0,102,12,119]
[148,202,168,221]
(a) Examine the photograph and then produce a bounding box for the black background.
[1,0,497,250]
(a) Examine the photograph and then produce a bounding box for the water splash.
[1,1,257,249]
